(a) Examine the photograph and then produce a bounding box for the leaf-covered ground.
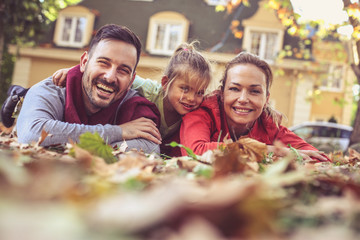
[1,124,360,240]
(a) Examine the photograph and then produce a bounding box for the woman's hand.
[52,68,70,87]
[267,145,329,162]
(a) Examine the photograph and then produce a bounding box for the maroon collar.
[64,65,124,125]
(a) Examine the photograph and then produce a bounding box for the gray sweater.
[16,78,160,155]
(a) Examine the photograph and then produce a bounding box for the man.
[16,24,162,154]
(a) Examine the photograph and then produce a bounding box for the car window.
[292,126,314,139]
[340,129,352,138]
[319,127,341,138]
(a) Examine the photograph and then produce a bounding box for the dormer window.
[54,6,95,48]
[245,28,282,60]
[146,12,189,56]
[241,0,285,62]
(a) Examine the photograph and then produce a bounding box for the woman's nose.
[237,91,249,103]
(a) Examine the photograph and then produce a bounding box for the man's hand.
[52,68,70,87]
[119,117,162,144]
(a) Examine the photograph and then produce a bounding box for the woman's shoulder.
[200,90,222,109]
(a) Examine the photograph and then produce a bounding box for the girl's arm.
[180,109,224,156]
[53,67,71,87]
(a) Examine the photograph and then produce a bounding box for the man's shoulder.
[26,77,66,104]
[30,77,62,92]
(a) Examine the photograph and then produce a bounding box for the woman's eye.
[229,87,239,92]
[251,89,261,94]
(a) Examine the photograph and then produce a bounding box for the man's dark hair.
[88,24,142,69]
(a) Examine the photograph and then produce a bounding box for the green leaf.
[76,132,117,164]
[288,144,303,162]
[167,141,198,160]
[193,164,213,179]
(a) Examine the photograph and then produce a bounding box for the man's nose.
[104,67,117,82]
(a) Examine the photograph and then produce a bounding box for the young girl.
[179,52,330,162]
[52,42,212,157]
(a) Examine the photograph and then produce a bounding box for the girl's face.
[223,64,269,135]
[163,76,207,116]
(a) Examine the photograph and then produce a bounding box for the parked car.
[289,122,353,152]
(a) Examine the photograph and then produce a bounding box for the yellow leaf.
[215,5,225,12]
[234,31,243,39]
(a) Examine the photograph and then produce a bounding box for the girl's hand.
[119,117,162,144]
[52,68,70,87]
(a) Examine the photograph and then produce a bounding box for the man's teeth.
[97,83,114,93]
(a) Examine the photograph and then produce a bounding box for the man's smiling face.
[80,39,137,115]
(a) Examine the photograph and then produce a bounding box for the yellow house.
[9,0,355,128]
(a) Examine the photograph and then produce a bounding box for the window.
[320,64,344,91]
[243,27,282,62]
[54,6,95,48]
[249,31,278,60]
[241,1,285,63]
[204,0,227,6]
[146,12,189,56]
[59,16,87,46]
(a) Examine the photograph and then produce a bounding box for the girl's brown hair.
[220,52,283,126]
[163,41,211,96]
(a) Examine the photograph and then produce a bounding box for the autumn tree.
[218,0,360,146]
[0,0,81,104]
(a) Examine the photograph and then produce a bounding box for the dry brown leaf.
[177,159,199,171]
[37,129,50,146]
[348,148,360,166]
[213,137,266,177]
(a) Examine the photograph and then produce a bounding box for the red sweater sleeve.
[275,126,331,162]
[276,126,318,151]
[180,108,223,156]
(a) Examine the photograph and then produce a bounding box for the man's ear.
[80,51,89,73]
[129,72,136,89]
[161,76,169,91]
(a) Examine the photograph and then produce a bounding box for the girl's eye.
[181,86,189,92]
[196,90,205,96]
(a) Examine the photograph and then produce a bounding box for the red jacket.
[180,92,326,158]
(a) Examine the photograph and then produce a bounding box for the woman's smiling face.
[223,63,269,136]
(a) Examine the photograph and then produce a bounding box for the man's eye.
[119,68,130,74]
[98,60,108,65]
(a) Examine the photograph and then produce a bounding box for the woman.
[180,52,329,162]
